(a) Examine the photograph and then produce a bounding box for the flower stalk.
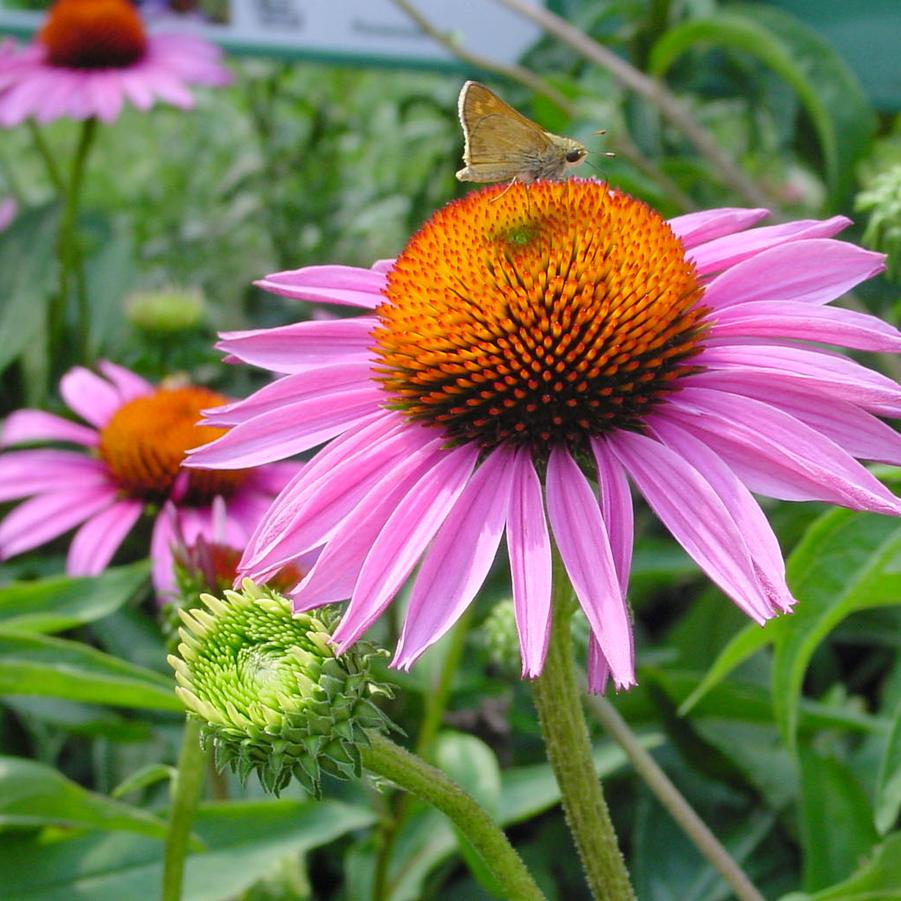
[161,716,207,901]
[531,549,635,901]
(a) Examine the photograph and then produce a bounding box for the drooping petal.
[689,217,852,274]
[287,438,446,610]
[689,370,901,465]
[609,429,774,623]
[0,486,118,559]
[652,416,795,613]
[394,447,515,669]
[701,240,885,310]
[665,386,901,514]
[331,444,480,652]
[591,438,634,593]
[1,410,98,447]
[253,265,387,309]
[667,207,769,247]
[506,449,552,679]
[97,360,153,402]
[0,451,109,502]
[216,318,377,374]
[545,446,635,689]
[149,508,177,596]
[709,300,901,352]
[698,344,901,417]
[587,637,611,695]
[67,500,143,576]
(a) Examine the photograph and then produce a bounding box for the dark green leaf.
[0,798,375,900]
[0,755,168,837]
[0,202,59,376]
[0,629,181,711]
[799,746,879,892]
[875,698,901,835]
[0,562,149,634]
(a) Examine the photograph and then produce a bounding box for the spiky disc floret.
[168,579,395,797]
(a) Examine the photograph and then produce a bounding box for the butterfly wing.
[457,81,555,183]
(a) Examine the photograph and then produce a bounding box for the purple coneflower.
[0,361,296,598]
[188,181,900,690]
[0,0,230,126]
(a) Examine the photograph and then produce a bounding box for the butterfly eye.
[565,149,585,163]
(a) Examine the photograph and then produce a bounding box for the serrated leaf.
[0,629,181,711]
[799,745,879,892]
[0,798,375,901]
[648,5,875,205]
[0,562,150,634]
[0,202,59,376]
[0,755,168,837]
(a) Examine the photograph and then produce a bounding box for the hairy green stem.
[362,732,545,901]
[587,696,765,901]
[531,551,634,900]
[161,717,207,901]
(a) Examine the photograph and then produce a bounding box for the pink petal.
[186,385,383,469]
[690,370,901,465]
[331,444,480,651]
[710,301,901,352]
[698,344,901,417]
[689,217,851,274]
[67,500,143,576]
[702,240,885,310]
[666,386,901,514]
[587,637,611,695]
[59,367,122,428]
[652,416,794,612]
[253,265,387,309]
[667,208,769,247]
[0,450,109,502]
[216,318,377,374]
[506,448,552,679]
[591,439,633,593]
[150,510,177,596]
[608,429,773,623]
[97,360,152,402]
[545,446,635,689]
[0,486,118,559]
[287,438,446,610]
[2,410,98,447]
[394,447,515,669]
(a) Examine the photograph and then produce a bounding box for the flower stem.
[27,120,65,193]
[362,732,545,901]
[586,695,766,901]
[531,550,635,901]
[162,717,207,901]
[54,117,98,364]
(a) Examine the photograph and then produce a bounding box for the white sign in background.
[0,0,543,68]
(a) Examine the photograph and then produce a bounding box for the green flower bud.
[483,599,519,675]
[126,286,206,334]
[168,579,395,798]
[857,163,901,280]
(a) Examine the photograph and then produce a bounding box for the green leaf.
[434,731,501,817]
[875,698,901,835]
[648,5,875,205]
[0,562,150,634]
[775,507,901,749]
[0,629,181,711]
[799,746,879,892]
[779,831,901,901]
[112,764,176,800]
[0,202,59,377]
[0,798,375,900]
[83,216,134,356]
[1,696,151,742]
[0,755,168,837]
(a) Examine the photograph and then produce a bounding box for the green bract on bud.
[857,163,901,281]
[126,286,206,334]
[167,579,395,798]
[483,599,519,675]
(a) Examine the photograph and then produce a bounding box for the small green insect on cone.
[167,579,396,798]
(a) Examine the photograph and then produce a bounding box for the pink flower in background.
[0,361,297,598]
[0,196,15,231]
[188,181,900,690]
[0,0,231,127]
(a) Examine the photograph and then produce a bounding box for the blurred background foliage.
[1,0,901,899]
